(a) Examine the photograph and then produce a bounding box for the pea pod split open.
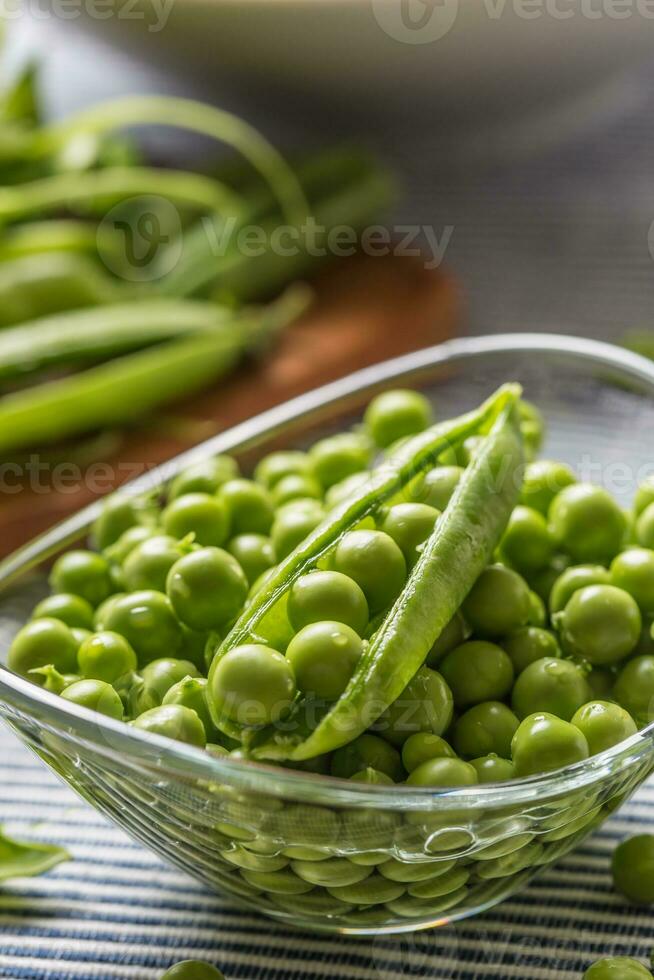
[207,383,524,755]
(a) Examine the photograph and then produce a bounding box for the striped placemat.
[0,722,653,979]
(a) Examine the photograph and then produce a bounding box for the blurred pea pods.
[0,285,310,454]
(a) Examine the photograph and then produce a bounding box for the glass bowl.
[1,333,654,936]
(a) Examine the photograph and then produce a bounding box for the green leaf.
[0,828,69,881]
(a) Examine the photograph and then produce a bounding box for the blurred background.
[1,5,654,551]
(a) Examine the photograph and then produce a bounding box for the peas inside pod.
[11,384,652,794]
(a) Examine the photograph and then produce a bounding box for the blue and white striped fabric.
[1,723,653,979]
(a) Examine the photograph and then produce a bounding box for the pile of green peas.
[8,386,654,791]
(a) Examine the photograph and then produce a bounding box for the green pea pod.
[0,286,309,454]
[207,383,522,747]
[281,391,524,761]
[0,166,240,223]
[0,253,124,328]
[0,826,69,880]
[0,299,237,380]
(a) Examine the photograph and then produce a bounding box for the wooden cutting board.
[0,253,461,556]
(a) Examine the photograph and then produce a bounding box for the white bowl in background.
[74,0,654,133]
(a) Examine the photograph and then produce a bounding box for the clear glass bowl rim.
[2,331,654,812]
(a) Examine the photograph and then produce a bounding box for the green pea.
[549,563,612,615]
[364,388,432,448]
[453,702,520,759]
[91,493,158,551]
[462,564,531,637]
[332,529,406,614]
[518,399,545,457]
[226,534,276,585]
[168,455,239,500]
[511,657,591,721]
[162,676,217,739]
[475,841,543,879]
[287,570,368,635]
[291,857,372,887]
[637,504,654,549]
[571,700,637,756]
[409,465,463,512]
[502,626,560,674]
[635,476,654,516]
[60,678,123,719]
[8,617,78,680]
[271,473,322,507]
[32,593,95,630]
[583,958,653,980]
[77,630,137,683]
[132,704,206,747]
[527,590,547,627]
[331,733,404,782]
[374,667,453,745]
[102,590,182,667]
[425,612,468,668]
[612,834,654,904]
[349,767,394,785]
[123,535,187,593]
[634,618,654,657]
[217,478,274,535]
[470,754,515,783]
[254,450,311,489]
[49,550,113,607]
[520,459,576,515]
[557,584,641,666]
[614,655,654,725]
[104,525,156,565]
[270,505,324,559]
[241,866,314,895]
[381,857,453,885]
[325,874,405,906]
[401,733,456,773]
[548,483,626,564]
[440,641,514,709]
[93,592,126,630]
[160,960,226,980]
[611,548,654,614]
[379,503,440,567]
[406,756,478,788]
[138,657,200,709]
[499,505,554,572]
[385,887,467,918]
[286,620,362,701]
[309,432,371,488]
[407,866,469,899]
[166,547,249,632]
[511,711,589,777]
[209,643,296,727]
[162,492,230,547]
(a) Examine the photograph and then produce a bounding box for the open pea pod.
[207,383,523,754]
